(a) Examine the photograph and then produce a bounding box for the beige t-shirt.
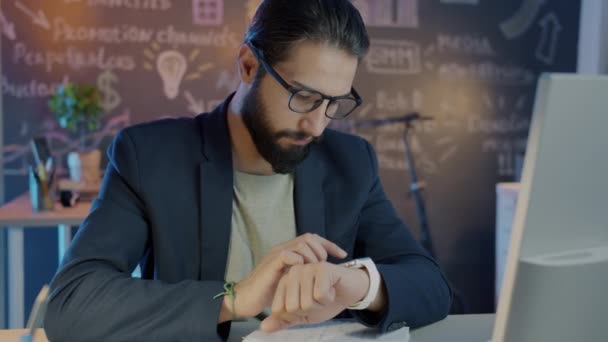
[225,171,297,283]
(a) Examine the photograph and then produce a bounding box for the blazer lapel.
[294,147,326,239]
[197,99,234,281]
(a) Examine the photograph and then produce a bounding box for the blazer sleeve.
[349,140,453,332]
[44,129,228,342]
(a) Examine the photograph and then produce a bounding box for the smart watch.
[340,257,380,310]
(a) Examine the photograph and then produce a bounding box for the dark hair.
[244,0,370,67]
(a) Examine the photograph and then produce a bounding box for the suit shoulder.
[116,116,203,162]
[122,116,199,140]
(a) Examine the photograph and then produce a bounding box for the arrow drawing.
[535,12,562,65]
[184,90,205,114]
[439,145,458,163]
[15,1,50,30]
[500,0,545,39]
[0,10,16,40]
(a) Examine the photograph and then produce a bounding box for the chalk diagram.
[143,43,214,100]
[2,111,132,176]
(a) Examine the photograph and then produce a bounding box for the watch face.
[344,260,356,267]
[344,259,363,268]
[341,257,372,268]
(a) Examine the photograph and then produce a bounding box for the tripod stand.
[402,116,435,257]
[346,112,467,314]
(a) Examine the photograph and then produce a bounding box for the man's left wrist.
[340,257,380,310]
[352,268,371,303]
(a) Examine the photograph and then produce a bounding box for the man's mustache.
[275,130,322,143]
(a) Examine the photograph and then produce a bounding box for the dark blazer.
[44,95,452,341]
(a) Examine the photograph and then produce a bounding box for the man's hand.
[259,262,378,333]
[218,234,347,323]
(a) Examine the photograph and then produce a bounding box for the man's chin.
[271,164,298,175]
[267,148,311,174]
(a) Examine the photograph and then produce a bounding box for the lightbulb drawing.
[157,50,187,99]
[143,43,215,100]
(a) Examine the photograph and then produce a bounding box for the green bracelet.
[213,281,237,321]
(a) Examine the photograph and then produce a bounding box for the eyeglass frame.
[246,42,363,119]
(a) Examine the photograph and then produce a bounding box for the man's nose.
[299,101,329,137]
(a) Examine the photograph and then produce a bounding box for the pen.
[30,141,52,208]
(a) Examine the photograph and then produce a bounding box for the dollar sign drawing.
[97,70,121,112]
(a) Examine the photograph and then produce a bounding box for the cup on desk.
[28,164,56,212]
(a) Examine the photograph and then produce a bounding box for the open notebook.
[244,320,410,341]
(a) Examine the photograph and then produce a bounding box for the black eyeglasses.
[247,43,363,120]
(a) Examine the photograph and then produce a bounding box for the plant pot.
[67,149,101,187]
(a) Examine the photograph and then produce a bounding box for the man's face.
[241,41,359,174]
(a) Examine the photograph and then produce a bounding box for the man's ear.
[237,44,260,85]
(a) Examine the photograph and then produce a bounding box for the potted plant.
[48,83,103,187]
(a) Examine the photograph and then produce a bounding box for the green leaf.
[48,81,105,134]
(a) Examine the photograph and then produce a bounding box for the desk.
[0,314,495,341]
[231,314,495,341]
[230,314,494,341]
[0,329,48,342]
[0,194,91,328]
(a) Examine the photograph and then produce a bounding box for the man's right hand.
[218,233,347,323]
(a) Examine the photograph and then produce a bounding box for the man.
[44,1,452,341]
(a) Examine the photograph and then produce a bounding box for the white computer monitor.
[492,74,608,341]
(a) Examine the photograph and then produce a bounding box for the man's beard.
[241,79,321,174]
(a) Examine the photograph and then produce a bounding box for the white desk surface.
[230,314,494,341]
[0,194,91,227]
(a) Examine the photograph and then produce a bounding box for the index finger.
[315,236,347,259]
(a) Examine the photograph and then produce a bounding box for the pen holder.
[28,165,55,212]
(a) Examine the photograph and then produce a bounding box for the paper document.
[244,319,409,341]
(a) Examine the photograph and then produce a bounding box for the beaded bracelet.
[213,281,237,321]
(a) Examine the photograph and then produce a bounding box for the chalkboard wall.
[1,0,580,321]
